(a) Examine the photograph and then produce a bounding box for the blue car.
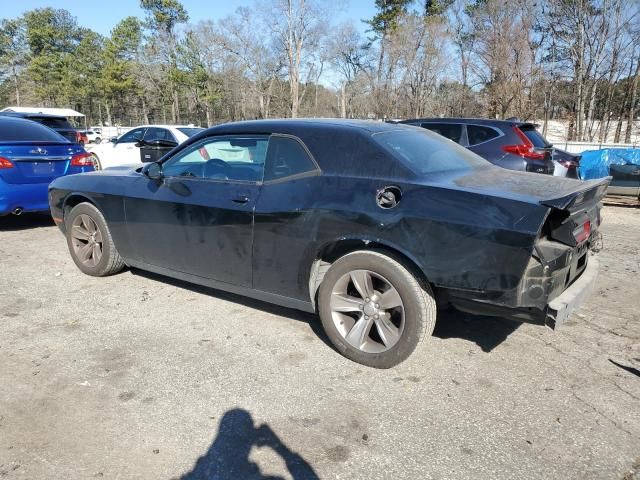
[0,116,94,216]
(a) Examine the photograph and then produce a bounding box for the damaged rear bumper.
[545,255,599,329]
[445,254,600,327]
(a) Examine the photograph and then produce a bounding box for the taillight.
[572,220,591,244]
[71,152,94,167]
[502,127,546,160]
[0,156,14,169]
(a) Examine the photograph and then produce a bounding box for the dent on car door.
[252,134,322,300]
[124,134,269,287]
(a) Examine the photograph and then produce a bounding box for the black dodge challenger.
[49,120,608,368]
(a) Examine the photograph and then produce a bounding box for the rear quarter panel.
[253,172,548,302]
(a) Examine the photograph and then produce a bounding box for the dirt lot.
[0,205,639,480]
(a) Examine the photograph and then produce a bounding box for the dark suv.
[0,112,81,144]
[398,118,580,178]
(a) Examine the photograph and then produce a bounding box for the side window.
[467,125,500,146]
[144,128,176,143]
[264,136,317,181]
[118,128,146,143]
[421,123,463,143]
[162,135,269,182]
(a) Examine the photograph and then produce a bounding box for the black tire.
[318,250,436,369]
[65,202,125,277]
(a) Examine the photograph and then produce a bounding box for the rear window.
[29,117,74,130]
[373,128,488,175]
[519,126,551,148]
[177,127,204,137]
[421,123,463,143]
[0,118,70,142]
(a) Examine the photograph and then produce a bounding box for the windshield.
[177,127,205,137]
[373,128,489,175]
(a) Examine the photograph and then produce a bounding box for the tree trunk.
[624,58,639,143]
[12,66,20,106]
[340,83,347,118]
[105,102,112,126]
[141,97,150,124]
[575,13,585,141]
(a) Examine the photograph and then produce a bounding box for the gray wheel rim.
[330,269,405,354]
[70,214,103,267]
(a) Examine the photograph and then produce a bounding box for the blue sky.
[2,0,377,35]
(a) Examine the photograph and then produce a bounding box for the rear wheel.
[65,203,125,276]
[318,250,436,368]
[91,154,102,170]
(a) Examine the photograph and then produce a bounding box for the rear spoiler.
[540,177,611,210]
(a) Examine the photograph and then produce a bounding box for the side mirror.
[109,136,118,144]
[144,162,163,181]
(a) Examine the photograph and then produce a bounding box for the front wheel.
[318,250,436,368]
[65,203,125,276]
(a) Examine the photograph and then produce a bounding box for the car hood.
[434,166,610,210]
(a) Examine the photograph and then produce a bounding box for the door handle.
[232,195,250,204]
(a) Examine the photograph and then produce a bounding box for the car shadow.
[131,269,519,354]
[129,269,332,348]
[0,213,54,231]
[433,308,522,352]
[177,408,319,480]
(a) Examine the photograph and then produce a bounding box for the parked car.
[397,118,581,178]
[76,130,88,146]
[0,116,94,216]
[580,148,640,200]
[49,120,607,368]
[89,125,204,170]
[0,111,83,145]
[81,129,103,144]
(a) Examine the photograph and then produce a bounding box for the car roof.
[399,117,538,128]
[0,111,68,120]
[205,118,405,135]
[134,124,203,129]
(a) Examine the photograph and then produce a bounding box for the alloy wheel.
[330,269,405,353]
[70,214,103,268]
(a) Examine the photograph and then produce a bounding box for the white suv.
[90,125,204,170]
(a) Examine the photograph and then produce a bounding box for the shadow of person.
[180,409,319,480]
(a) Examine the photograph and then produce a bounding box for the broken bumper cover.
[545,255,599,329]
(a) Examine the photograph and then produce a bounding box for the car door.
[252,134,322,300]
[140,127,178,162]
[466,124,503,162]
[114,127,147,164]
[124,134,269,287]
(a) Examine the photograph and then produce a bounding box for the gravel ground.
[0,205,639,480]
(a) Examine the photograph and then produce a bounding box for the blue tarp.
[579,148,640,180]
